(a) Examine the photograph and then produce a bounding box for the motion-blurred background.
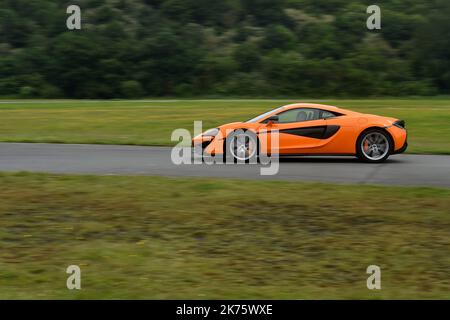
[1,0,449,98]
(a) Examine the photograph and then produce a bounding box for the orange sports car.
[192,103,408,163]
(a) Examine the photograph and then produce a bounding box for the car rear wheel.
[356,129,391,163]
[225,130,258,163]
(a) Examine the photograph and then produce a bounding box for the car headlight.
[202,128,219,137]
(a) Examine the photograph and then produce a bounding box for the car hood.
[218,122,245,129]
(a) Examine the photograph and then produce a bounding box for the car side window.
[276,108,321,123]
[320,110,337,119]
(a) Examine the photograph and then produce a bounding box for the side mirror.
[266,115,279,125]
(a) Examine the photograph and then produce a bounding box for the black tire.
[224,130,258,164]
[356,128,392,163]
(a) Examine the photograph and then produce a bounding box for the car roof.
[280,103,355,115]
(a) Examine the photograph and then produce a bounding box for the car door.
[265,108,328,154]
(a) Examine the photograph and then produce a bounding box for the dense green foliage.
[1,0,449,98]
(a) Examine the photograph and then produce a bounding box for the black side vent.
[394,120,406,129]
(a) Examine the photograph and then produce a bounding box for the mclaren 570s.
[192,103,408,163]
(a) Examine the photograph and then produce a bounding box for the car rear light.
[393,120,406,129]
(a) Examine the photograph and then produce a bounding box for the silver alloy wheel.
[361,132,389,161]
[229,133,257,161]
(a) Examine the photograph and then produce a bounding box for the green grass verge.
[0,99,449,154]
[0,172,449,299]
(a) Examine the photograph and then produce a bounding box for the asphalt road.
[0,143,449,187]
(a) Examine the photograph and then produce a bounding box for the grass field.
[0,99,449,154]
[0,172,449,299]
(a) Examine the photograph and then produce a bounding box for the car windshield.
[246,106,285,123]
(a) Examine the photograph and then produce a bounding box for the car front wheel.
[225,130,258,163]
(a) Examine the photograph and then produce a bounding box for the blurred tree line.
[0,0,449,98]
